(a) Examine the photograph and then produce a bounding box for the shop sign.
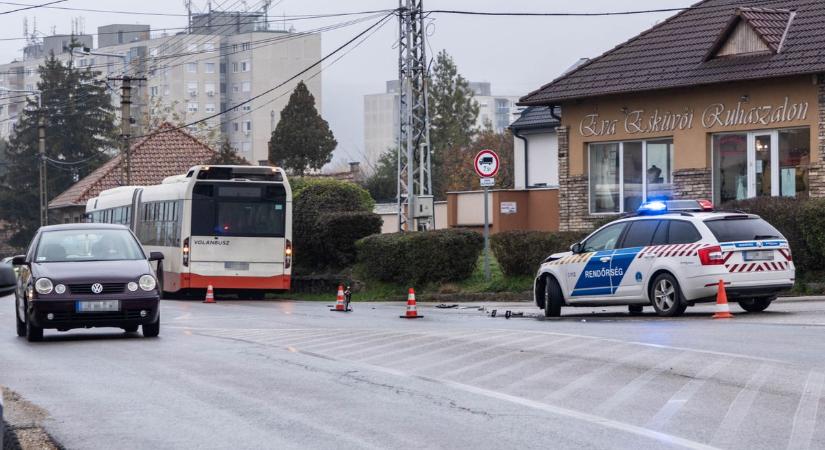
[578,96,809,138]
[500,202,517,214]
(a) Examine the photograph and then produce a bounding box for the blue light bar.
[637,199,714,215]
[638,201,667,214]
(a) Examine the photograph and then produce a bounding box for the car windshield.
[35,229,145,263]
[703,217,783,243]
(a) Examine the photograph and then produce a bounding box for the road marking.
[646,359,730,430]
[433,334,548,377]
[366,330,520,367]
[593,351,693,417]
[463,336,579,385]
[787,371,824,450]
[542,348,655,403]
[710,363,773,448]
[356,330,487,363]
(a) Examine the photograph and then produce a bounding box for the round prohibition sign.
[474,149,500,178]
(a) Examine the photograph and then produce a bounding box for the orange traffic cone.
[203,285,216,304]
[400,288,423,319]
[330,285,347,312]
[712,280,733,319]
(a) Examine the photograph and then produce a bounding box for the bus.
[86,165,292,298]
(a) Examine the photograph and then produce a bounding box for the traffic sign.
[480,177,495,187]
[474,149,500,178]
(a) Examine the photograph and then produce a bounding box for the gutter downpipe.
[512,127,529,189]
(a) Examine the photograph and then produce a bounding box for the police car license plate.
[743,250,773,261]
[76,300,120,313]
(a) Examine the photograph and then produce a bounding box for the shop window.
[589,138,674,214]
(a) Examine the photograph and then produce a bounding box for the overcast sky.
[0,0,689,170]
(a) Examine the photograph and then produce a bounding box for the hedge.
[491,230,588,277]
[356,229,483,285]
[293,179,380,271]
[723,197,821,273]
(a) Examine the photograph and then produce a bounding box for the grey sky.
[0,0,689,169]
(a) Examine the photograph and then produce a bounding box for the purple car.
[12,223,163,341]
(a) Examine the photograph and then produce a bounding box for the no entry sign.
[474,149,500,178]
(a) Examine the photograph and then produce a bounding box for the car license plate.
[743,250,774,261]
[76,300,120,313]
[225,262,249,270]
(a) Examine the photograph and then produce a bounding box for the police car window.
[667,220,701,244]
[621,220,660,248]
[583,223,627,252]
[651,220,668,245]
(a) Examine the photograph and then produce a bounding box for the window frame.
[588,138,674,215]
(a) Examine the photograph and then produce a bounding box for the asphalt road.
[2,295,825,450]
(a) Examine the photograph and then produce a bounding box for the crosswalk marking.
[787,371,825,450]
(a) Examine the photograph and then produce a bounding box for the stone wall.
[557,126,602,232]
[811,74,825,197]
[672,168,712,200]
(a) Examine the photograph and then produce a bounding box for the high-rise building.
[362,80,519,172]
[0,8,321,165]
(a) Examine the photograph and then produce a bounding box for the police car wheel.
[650,274,686,317]
[544,277,563,318]
[738,298,772,313]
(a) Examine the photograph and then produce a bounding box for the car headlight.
[127,282,138,292]
[139,275,156,291]
[35,278,53,295]
[55,284,66,294]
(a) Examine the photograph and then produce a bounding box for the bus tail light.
[698,245,724,265]
[183,238,190,267]
[285,239,292,269]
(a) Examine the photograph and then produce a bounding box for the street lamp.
[0,86,46,226]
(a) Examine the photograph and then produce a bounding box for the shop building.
[519,0,825,231]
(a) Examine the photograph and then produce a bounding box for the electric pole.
[396,0,433,232]
[109,75,145,186]
[38,114,47,227]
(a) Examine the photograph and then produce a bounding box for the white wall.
[514,131,558,189]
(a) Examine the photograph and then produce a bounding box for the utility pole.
[109,75,145,186]
[396,0,433,232]
[38,114,47,227]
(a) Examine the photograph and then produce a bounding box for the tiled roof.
[520,0,824,105]
[49,123,219,209]
[509,106,561,131]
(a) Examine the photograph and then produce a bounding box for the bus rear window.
[192,183,286,237]
[704,217,783,243]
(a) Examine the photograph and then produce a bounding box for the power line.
[424,1,780,17]
[0,0,64,14]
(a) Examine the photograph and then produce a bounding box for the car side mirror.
[149,252,165,262]
[570,243,583,254]
[11,255,26,265]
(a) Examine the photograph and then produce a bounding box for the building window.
[205,63,215,73]
[233,122,239,132]
[589,139,674,214]
[232,62,238,73]
[150,86,159,97]
[241,141,252,153]
[187,82,198,96]
[187,102,198,112]
[204,42,215,51]
[232,83,239,93]
[186,63,197,73]
[241,81,251,92]
[241,42,251,51]
[205,103,216,113]
[243,121,251,132]
[232,44,238,52]
[242,104,251,112]
[712,127,810,203]
[205,83,215,96]
[118,31,124,44]
[240,60,250,72]
[163,85,170,96]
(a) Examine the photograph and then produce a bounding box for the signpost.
[474,149,500,282]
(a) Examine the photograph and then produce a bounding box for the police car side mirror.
[570,242,583,254]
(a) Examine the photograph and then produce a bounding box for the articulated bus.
[86,165,292,298]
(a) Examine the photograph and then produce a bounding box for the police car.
[534,200,794,317]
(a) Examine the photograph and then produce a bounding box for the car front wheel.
[738,298,773,313]
[26,313,43,342]
[543,276,563,318]
[15,306,25,337]
[650,273,687,317]
[143,316,160,338]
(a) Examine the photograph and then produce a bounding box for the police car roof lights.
[637,199,714,215]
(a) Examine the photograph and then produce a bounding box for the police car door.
[611,219,663,300]
[567,222,627,302]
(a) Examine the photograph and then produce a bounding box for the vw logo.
[91,283,103,294]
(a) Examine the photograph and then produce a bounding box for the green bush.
[356,229,483,285]
[491,230,587,277]
[724,197,818,273]
[293,179,380,271]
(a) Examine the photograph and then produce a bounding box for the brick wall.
[672,168,712,200]
[812,74,825,197]
[557,126,602,232]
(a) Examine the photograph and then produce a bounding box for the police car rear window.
[704,217,782,243]
[668,220,701,244]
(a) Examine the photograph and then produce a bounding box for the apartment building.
[363,80,518,171]
[0,9,321,164]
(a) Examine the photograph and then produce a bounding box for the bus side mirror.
[149,252,165,262]
[570,243,583,254]
[11,255,26,265]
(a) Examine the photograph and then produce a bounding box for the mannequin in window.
[647,164,663,184]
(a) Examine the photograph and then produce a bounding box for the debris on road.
[435,304,459,309]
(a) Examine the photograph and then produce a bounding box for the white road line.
[646,359,731,430]
[710,363,774,448]
[787,371,825,450]
[288,347,719,450]
[592,351,693,417]
[391,331,527,370]
[464,336,579,385]
[543,348,656,402]
[435,334,548,377]
[365,330,518,366]
[277,329,385,348]
[356,330,487,363]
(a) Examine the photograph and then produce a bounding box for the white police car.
[534,200,794,317]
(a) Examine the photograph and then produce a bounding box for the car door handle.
[600,257,611,263]
[643,254,656,259]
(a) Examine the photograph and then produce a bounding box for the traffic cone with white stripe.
[400,288,423,319]
[203,285,216,304]
[330,285,347,312]
[712,279,733,319]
